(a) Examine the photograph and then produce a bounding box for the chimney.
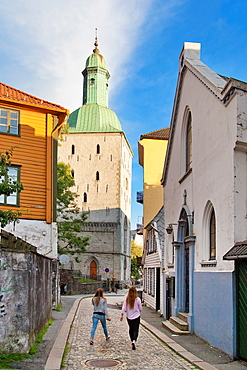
[179,42,201,71]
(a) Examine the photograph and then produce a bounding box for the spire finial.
[93,28,100,54]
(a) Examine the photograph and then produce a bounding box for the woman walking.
[90,288,111,345]
[120,286,142,350]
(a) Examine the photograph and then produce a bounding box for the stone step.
[170,316,189,331]
[178,312,188,323]
[162,320,190,335]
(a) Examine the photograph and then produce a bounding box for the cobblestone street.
[64,296,197,370]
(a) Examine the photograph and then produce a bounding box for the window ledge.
[179,168,192,184]
[200,260,217,267]
[167,264,174,268]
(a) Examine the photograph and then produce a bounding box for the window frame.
[0,165,21,206]
[209,208,216,260]
[185,111,192,172]
[0,107,20,136]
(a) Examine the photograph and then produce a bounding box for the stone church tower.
[58,37,133,284]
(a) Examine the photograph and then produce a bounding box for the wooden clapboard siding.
[1,108,50,221]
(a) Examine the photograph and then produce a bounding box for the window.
[96,171,99,181]
[146,229,157,254]
[186,111,192,172]
[96,144,100,154]
[71,170,74,178]
[90,78,95,84]
[209,209,216,260]
[0,108,19,135]
[72,145,75,155]
[83,193,87,202]
[0,166,20,205]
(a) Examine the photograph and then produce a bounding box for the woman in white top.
[90,288,111,345]
[120,286,142,350]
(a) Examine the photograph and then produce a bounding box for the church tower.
[58,35,133,284]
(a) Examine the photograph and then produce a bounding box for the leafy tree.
[131,240,143,280]
[57,162,90,262]
[0,148,23,228]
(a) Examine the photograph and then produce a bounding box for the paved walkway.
[63,296,197,370]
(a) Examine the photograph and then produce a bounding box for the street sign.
[105,268,109,272]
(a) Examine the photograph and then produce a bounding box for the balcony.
[136,191,143,204]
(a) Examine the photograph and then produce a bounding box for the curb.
[141,320,218,370]
[44,297,82,370]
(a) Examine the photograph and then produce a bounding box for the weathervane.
[93,27,100,54]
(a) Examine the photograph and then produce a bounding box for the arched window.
[71,169,74,178]
[83,193,87,202]
[96,171,99,180]
[90,78,95,84]
[72,145,75,155]
[97,144,100,154]
[186,112,192,172]
[209,209,216,260]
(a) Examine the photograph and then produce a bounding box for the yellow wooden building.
[0,82,69,257]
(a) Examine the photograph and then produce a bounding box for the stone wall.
[60,269,103,295]
[0,231,56,353]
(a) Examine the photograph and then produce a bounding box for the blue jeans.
[90,314,109,339]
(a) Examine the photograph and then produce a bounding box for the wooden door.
[237,260,247,361]
[90,261,97,280]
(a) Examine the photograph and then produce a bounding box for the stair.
[162,312,190,335]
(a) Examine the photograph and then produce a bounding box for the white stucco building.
[161,42,247,359]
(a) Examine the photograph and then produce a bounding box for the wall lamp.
[178,212,194,228]
[166,223,177,234]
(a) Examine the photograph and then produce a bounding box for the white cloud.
[0,0,157,111]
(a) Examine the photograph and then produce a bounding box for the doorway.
[90,261,97,280]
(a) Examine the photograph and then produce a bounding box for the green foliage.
[0,148,24,228]
[55,303,62,312]
[0,319,53,368]
[57,162,90,261]
[131,257,141,280]
[0,352,31,369]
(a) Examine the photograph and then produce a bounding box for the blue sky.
[1,0,247,229]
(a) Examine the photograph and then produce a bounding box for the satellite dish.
[59,254,70,264]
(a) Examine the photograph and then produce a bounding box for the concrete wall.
[194,271,235,356]
[0,231,54,353]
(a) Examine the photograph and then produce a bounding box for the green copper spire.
[82,31,110,107]
[68,31,122,133]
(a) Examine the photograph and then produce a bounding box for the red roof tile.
[140,127,170,140]
[0,82,67,112]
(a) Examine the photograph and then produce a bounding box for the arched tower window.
[72,145,75,155]
[83,193,87,202]
[186,111,192,172]
[97,144,100,154]
[209,208,216,260]
[96,171,100,181]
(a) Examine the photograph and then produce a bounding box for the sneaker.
[106,336,110,341]
[132,342,136,350]
[90,340,94,345]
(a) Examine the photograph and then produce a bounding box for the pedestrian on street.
[90,288,111,345]
[120,286,142,350]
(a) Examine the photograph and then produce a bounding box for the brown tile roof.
[223,240,247,260]
[140,127,170,140]
[0,82,68,112]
